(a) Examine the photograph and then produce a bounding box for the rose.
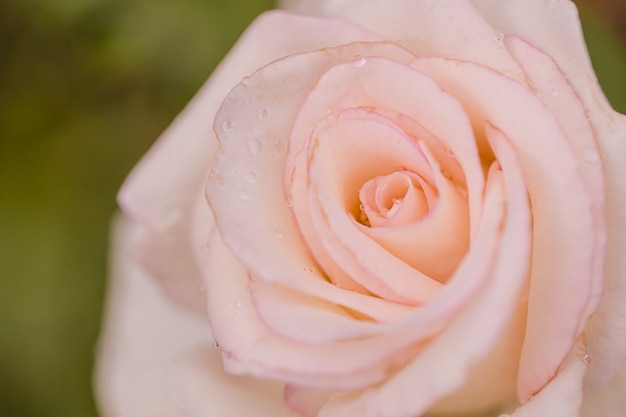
[95,1,626,416]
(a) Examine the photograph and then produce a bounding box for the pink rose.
[96,1,626,416]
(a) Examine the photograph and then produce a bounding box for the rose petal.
[581,361,626,417]
[284,385,333,417]
[356,143,469,282]
[119,10,383,309]
[132,192,212,313]
[175,349,296,417]
[95,215,213,417]
[203,232,412,390]
[250,280,384,344]
[205,126,532,403]
[505,35,605,323]
[281,0,525,83]
[469,1,626,386]
[412,56,597,402]
[505,348,589,417]
[302,108,446,303]
[472,0,617,123]
[207,42,416,297]
[359,170,435,228]
[319,129,531,416]
[205,188,514,390]
[584,115,626,388]
[288,55,483,242]
[286,56,482,301]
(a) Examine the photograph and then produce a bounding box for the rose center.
[359,170,434,228]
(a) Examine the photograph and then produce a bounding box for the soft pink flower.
[96,1,626,416]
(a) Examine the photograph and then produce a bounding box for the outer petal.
[412,57,597,402]
[280,0,525,82]
[95,216,291,417]
[118,10,382,310]
[583,115,626,387]
[175,349,297,417]
[581,362,626,417]
[469,5,626,386]
[472,0,617,123]
[504,35,605,319]
[504,349,588,417]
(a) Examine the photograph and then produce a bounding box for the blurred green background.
[0,1,624,416]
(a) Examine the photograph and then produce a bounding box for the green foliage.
[0,1,623,417]
[0,1,272,416]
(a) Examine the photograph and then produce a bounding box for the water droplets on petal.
[243,171,257,183]
[248,139,262,155]
[238,188,250,201]
[353,55,367,67]
[273,142,285,156]
[575,344,593,365]
[221,120,232,132]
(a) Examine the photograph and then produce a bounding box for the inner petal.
[299,108,446,304]
[360,170,432,228]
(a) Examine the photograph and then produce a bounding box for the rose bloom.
[95,1,626,416]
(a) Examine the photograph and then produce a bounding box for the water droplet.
[213,341,220,348]
[353,55,367,67]
[248,139,262,155]
[259,109,269,120]
[494,31,504,42]
[359,204,365,211]
[392,198,401,206]
[236,301,242,308]
[549,87,558,96]
[238,188,249,200]
[575,346,592,365]
[273,228,284,239]
[446,148,456,158]
[273,142,285,156]
[221,120,232,131]
[286,198,294,208]
[582,148,600,163]
[243,171,257,183]
[195,284,206,295]
[241,76,251,86]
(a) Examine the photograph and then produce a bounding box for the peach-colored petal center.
[359,170,434,227]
